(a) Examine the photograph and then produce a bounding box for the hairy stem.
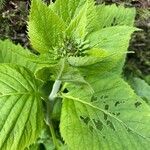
[46,80,61,149]
[49,121,59,149]
[48,80,62,102]
[46,58,65,149]
[46,99,59,149]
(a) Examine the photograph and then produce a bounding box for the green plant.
[0,0,6,9]
[0,0,150,149]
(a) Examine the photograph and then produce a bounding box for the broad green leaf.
[128,77,150,105]
[0,64,43,150]
[87,26,137,74]
[87,26,136,53]
[28,0,66,53]
[0,40,58,72]
[96,4,136,29]
[0,40,39,72]
[53,0,87,24]
[67,49,130,77]
[60,73,150,150]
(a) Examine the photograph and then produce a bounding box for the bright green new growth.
[0,0,150,150]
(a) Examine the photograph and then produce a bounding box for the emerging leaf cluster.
[0,0,150,150]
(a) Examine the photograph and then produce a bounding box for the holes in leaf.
[112,112,121,117]
[114,101,125,107]
[103,113,108,120]
[111,17,116,26]
[127,128,132,133]
[93,119,103,131]
[134,101,142,108]
[103,136,106,139]
[80,117,103,131]
[106,120,115,131]
[105,104,109,110]
[116,112,120,116]
[101,95,108,99]
[62,88,69,93]
[115,101,120,107]
[89,125,94,132]
[80,116,90,124]
[126,126,132,133]
[91,95,97,102]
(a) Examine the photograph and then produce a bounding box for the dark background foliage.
[0,0,149,76]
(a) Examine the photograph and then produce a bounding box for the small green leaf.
[28,0,66,53]
[53,0,86,24]
[66,0,98,38]
[60,73,150,150]
[0,64,43,150]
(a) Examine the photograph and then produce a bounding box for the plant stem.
[46,80,61,149]
[48,117,59,149]
[46,58,65,149]
[46,100,59,149]
[48,80,62,102]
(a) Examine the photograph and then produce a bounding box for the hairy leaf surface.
[87,26,136,52]
[60,73,150,150]
[0,64,43,150]
[87,26,137,74]
[0,40,58,72]
[53,0,87,24]
[96,4,136,29]
[66,0,98,38]
[0,40,39,72]
[28,0,66,53]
